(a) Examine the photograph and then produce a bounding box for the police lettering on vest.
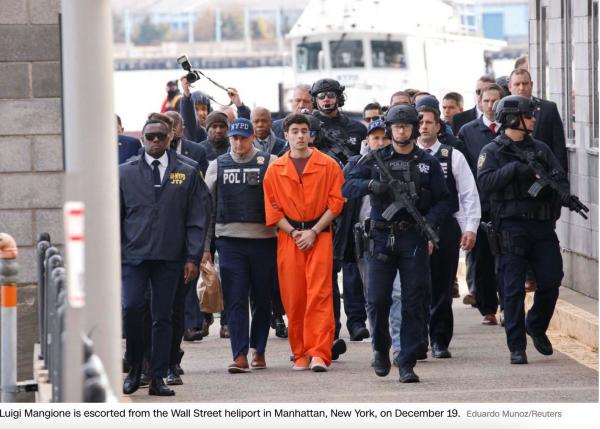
[216,151,270,223]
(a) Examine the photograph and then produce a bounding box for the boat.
[286,0,506,110]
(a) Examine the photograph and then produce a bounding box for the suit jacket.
[451,106,478,136]
[118,134,141,164]
[180,138,209,176]
[532,97,568,173]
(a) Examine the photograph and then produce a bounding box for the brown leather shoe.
[228,355,250,374]
[482,314,498,325]
[251,352,266,369]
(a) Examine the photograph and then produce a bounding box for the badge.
[257,156,265,165]
[477,153,487,170]
[417,163,430,174]
[441,148,449,157]
[170,172,186,185]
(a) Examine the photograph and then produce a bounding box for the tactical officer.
[204,118,277,373]
[310,78,367,157]
[477,95,584,364]
[343,104,451,383]
[120,117,209,396]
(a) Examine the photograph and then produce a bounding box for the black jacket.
[333,154,363,261]
[451,106,477,136]
[532,97,568,173]
[314,110,367,157]
[118,134,141,164]
[180,138,209,175]
[120,151,210,263]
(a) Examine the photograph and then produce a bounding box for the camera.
[177,55,201,84]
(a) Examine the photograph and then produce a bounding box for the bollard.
[42,247,59,367]
[0,233,19,403]
[36,234,51,359]
[51,268,66,402]
[43,251,62,372]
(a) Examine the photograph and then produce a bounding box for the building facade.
[529,0,598,298]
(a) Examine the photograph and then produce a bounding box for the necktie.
[426,148,433,154]
[489,123,497,135]
[152,160,161,198]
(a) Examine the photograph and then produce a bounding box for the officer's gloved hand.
[513,161,535,180]
[368,180,390,196]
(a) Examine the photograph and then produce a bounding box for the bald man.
[251,107,286,156]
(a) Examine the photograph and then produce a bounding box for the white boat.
[286,0,506,110]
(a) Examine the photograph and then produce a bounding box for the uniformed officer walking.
[120,117,209,396]
[477,95,587,364]
[204,118,278,373]
[343,104,451,383]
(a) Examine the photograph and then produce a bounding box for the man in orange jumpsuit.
[263,113,345,372]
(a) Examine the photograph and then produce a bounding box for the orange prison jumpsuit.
[263,149,345,366]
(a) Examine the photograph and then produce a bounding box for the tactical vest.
[369,148,432,216]
[489,138,561,222]
[433,144,459,214]
[216,151,269,223]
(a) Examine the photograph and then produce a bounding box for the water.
[113,66,293,132]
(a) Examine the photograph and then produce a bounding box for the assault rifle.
[501,140,589,219]
[318,126,355,165]
[370,151,440,248]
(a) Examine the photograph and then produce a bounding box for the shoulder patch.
[257,156,265,165]
[440,148,449,157]
[477,152,487,170]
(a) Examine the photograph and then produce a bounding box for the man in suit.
[508,68,568,172]
[457,83,504,326]
[117,114,141,164]
[272,84,313,139]
[451,76,496,136]
[165,111,209,176]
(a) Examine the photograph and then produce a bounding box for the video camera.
[177,55,201,84]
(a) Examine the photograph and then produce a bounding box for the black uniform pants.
[466,225,498,316]
[342,261,368,334]
[170,273,193,366]
[271,272,286,318]
[122,260,182,378]
[428,218,462,349]
[367,228,429,370]
[497,220,562,352]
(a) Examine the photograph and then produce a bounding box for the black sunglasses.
[316,91,337,100]
[144,132,168,141]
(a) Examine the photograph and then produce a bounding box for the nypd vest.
[369,148,432,216]
[434,145,459,214]
[216,151,269,223]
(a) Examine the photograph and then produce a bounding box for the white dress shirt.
[418,140,481,234]
[144,151,168,182]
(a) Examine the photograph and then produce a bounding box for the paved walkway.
[125,290,598,403]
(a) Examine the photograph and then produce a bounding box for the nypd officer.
[343,104,451,383]
[204,118,277,372]
[120,117,209,396]
[477,96,582,364]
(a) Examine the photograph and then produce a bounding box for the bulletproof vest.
[369,148,432,217]
[434,145,459,214]
[489,137,560,222]
[216,151,269,223]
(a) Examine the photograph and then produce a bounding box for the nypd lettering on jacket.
[216,151,269,224]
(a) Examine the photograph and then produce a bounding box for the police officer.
[310,78,367,157]
[343,104,451,383]
[120,117,209,396]
[204,118,277,372]
[477,95,577,364]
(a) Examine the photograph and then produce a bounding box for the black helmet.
[385,104,419,141]
[310,78,345,108]
[495,95,537,129]
[306,113,321,132]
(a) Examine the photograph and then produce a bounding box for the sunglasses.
[316,91,337,100]
[144,132,168,141]
[364,116,381,123]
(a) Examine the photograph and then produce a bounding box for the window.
[329,40,364,68]
[482,13,504,40]
[370,41,406,68]
[296,42,322,72]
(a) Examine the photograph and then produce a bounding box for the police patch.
[170,172,186,185]
[441,148,449,157]
[417,163,430,174]
[477,153,487,170]
[257,156,265,165]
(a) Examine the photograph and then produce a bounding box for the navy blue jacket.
[451,106,477,136]
[342,145,451,228]
[272,118,285,140]
[119,151,210,263]
[118,134,141,164]
[457,117,497,176]
[179,138,209,175]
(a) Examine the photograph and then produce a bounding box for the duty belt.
[370,220,415,232]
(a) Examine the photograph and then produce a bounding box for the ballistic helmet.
[495,95,538,129]
[310,78,346,108]
[385,104,419,141]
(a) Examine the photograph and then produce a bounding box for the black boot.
[122,364,142,395]
[399,367,420,383]
[510,350,528,364]
[149,376,175,396]
[371,351,391,377]
[332,338,347,361]
[272,316,288,339]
